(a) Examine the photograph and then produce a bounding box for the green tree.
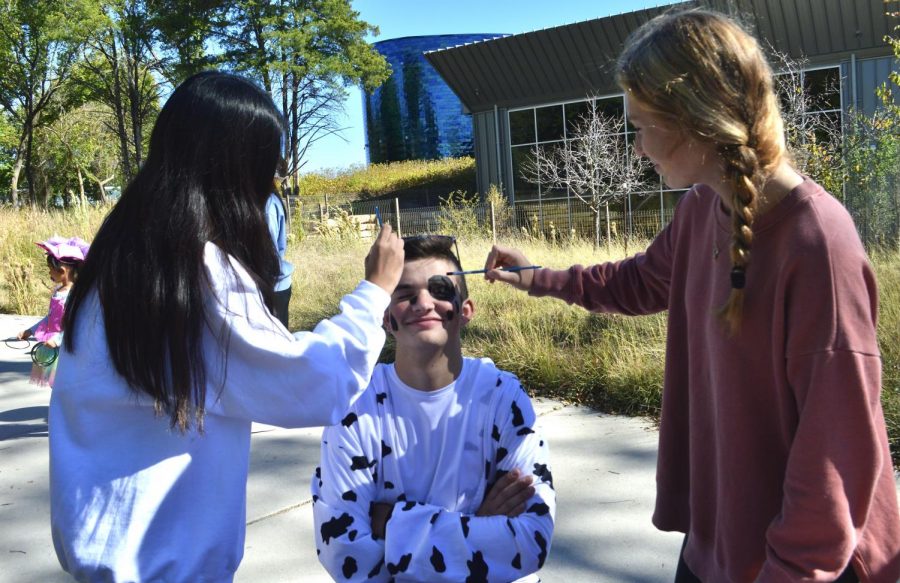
[74,0,162,182]
[150,0,223,81]
[0,0,101,205]
[41,103,120,205]
[843,18,900,249]
[214,0,390,177]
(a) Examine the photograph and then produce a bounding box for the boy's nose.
[411,290,435,310]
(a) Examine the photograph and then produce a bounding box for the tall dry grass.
[290,234,900,464]
[0,205,110,315]
[2,205,898,463]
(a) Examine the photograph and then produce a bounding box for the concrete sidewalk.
[1,313,896,582]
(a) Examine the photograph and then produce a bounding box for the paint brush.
[446,265,541,276]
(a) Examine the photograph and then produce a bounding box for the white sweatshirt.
[313,358,556,582]
[49,242,389,582]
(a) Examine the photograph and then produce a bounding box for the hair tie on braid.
[730,267,746,289]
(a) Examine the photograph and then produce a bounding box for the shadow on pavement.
[0,406,49,440]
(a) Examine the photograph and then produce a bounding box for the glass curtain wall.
[507,66,842,240]
[508,94,685,239]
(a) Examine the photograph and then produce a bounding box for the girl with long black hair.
[49,71,404,582]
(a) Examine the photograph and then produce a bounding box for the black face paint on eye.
[427,275,457,302]
[389,314,399,331]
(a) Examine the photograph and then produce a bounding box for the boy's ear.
[459,298,475,326]
[382,308,394,335]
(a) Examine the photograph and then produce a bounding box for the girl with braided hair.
[483,9,900,582]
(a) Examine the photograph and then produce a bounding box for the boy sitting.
[312,235,555,582]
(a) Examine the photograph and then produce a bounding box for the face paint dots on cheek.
[444,296,461,321]
[389,314,399,331]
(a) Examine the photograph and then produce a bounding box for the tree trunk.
[128,57,143,167]
[25,116,36,206]
[10,154,23,206]
[109,34,133,181]
[605,202,612,251]
[77,167,86,206]
[95,176,112,204]
[594,207,600,250]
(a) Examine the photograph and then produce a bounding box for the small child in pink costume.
[17,236,90,386]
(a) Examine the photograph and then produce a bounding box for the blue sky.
[301,0,673,174]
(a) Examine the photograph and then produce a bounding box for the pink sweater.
[530,179,900,582]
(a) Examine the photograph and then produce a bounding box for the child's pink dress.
[27,285,69,387]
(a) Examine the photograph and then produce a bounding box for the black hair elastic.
[730,267,746,290]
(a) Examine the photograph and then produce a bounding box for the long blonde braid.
[616,9,786,333]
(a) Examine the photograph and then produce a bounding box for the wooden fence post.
[394,197,401,237]
[490,200,496,243]
[319,203,325,222]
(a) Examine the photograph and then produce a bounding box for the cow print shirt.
[312,357,555,582]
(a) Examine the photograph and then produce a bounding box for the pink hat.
[36,236,91,263]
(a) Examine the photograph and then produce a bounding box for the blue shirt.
[265,193,294,291]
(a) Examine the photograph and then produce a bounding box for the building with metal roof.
[423,0,898,236]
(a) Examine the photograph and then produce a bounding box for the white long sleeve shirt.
[49,242,389,582]
[313,358,556,582]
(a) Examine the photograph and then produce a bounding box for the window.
[509,109,536,145]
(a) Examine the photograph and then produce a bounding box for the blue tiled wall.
[364,34,505,164]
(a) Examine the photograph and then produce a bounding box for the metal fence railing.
[292,195,677,243]
[291,185,899,251]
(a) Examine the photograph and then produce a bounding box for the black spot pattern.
[341,412,358,427]
[397,493,407,502]
[382,440,393,457]
[402,501,417,511]
[348,530,358,541]
[461,515,471,537]
[527,502,550,516]
[430,511,441,524]
[495,447,508,463]
[491,424,501,442]
[312,494,319,504]
[511,553,522,569]
[367,559,384,578]
[385,481,395,490]
[533,463,554,488]
[342,556,358,578]
[341,490,357,502]
[511,401,525,426]
[350,456,376,471]
[387,553,412,575]
[320,513,354,544]
[535,530,548,568]
[496,376,502,387]
[466,550,489,583]
[430,545,447,572]
[516,427,535,436]
[484,460,491,480]
[376,392,387,404]
[506,518,515,535]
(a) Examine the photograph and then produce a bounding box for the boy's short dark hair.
[402,235,468,301]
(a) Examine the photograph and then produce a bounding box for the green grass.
[2,205,899,465]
